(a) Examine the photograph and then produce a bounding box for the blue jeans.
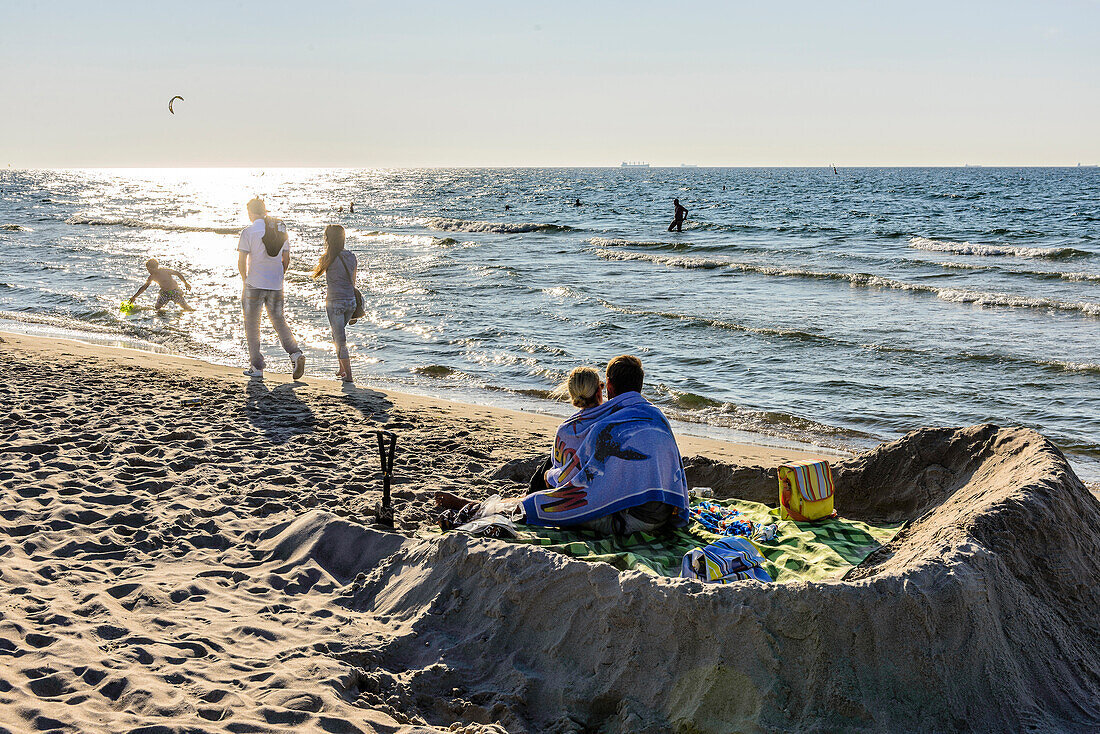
[242,286,300,370]
[325,299,357,361]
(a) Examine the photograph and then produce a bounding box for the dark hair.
[606,354,643,395]
[247,197,266,217]
[312,224,346,278]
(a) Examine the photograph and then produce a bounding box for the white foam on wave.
[422,217,575,234]
[358,231,458,248]
[908,236,1087,260]
[1058,271,1100,283]
[66,216,239,235]
[587,237,687,249]
[594,249,726,269]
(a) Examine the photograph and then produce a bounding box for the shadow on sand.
[340,382,393,425]
[244,378,317,444]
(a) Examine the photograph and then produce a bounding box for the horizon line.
[4,164,1099,171]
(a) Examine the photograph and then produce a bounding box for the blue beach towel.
[521,392,689,527]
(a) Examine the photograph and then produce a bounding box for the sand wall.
[259,425,1100,732]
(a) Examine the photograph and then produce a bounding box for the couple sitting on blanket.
[436,355,690,536]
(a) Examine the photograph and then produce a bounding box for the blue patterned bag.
[681,536,772,584]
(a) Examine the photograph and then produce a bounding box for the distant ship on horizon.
[621,161,650,168]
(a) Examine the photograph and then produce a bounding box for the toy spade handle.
[375,431,398,527]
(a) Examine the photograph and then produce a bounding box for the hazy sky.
[2,1,1098,167]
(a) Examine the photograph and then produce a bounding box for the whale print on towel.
[586,421,651,482]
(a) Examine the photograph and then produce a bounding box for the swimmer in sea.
[668,198,688,232]
[128,258,194,312]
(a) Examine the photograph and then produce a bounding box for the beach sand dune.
[1,333,1098,732]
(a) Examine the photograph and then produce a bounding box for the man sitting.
[436,355,689,535]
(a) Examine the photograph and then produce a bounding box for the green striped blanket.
[500,498,901,582]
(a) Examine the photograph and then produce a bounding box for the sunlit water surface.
[1,167,1097,480]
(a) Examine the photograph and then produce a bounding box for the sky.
[1,1,1098,167]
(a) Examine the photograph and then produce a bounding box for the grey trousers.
[242,286,300,370]
[325,299,357,361]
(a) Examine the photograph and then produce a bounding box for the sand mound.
[318,425,1100,732]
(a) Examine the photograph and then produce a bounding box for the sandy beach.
[0,331,829,732]
[3,331,1099,732]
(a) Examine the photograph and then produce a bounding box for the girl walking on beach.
[312,224,358,383]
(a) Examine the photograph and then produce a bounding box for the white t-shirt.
[237,218,289,290]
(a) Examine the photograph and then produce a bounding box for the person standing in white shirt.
[237,197,305,379]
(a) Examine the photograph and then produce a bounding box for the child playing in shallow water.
[128,258,194,312]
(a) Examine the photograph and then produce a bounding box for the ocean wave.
[587,237,690,251]
[934,261,1100,283]
[930,289,1100,316]
[66,216,240,235]
[359,230,459,247]
[0,309,144,338]
[1,224,30,231]
[0,308,236,364]
[1056,271,1100,282]
[937,261,987,270]
[595,250,1100,317]
[1017,358,1100,375]
[929,191,983,200]
[422,217,577,234]
[542,285,584,299]
[909,236,1090,260]
[683,220,839,236]
[861,341,1100,376]
[594,298,835,344]
[595,249,726,269]
[650,386,873,443]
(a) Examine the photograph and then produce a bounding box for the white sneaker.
[290,352,305,380]
[243,366,263,378]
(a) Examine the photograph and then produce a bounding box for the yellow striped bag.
[778,459,837,522]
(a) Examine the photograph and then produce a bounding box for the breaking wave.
[587,237,690,251]
[1,224,29,231]
[913,261,1100,283]
[66,216,240,235]
[595,249,726,269]
[643,386,874,444]
[908,236,1090,260]
[595,249,1100,317]
[422,217,577,234]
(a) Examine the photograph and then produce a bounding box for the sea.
[1,167,1097,482]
